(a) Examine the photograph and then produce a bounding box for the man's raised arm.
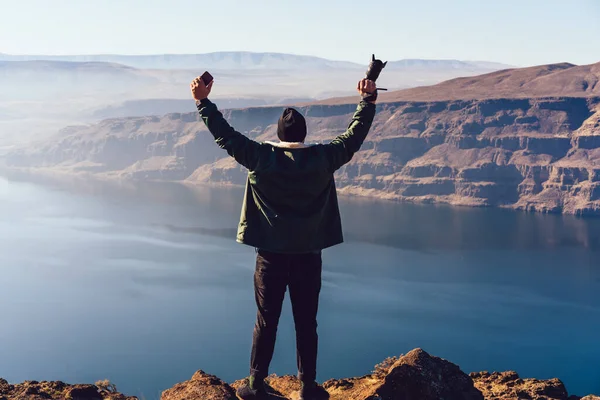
[191,76,261,171]
[325,79,377,172]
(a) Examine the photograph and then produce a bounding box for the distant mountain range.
[385,59,511,71]
[318,61,600,104]
[0,53,516,144]
[0,51,512,71]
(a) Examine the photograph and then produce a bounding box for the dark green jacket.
[197,98,376,253]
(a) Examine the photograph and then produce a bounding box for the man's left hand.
[191,77,213,101]
[357,79,377,103]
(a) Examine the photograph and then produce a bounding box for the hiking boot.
[236,377,268,400]
[298,381,329,400]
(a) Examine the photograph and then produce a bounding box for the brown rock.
[470,371,569,400]
[65,385,103,399]
[0,379,135,400]
[372,348,483,400]
[317,348,483,400]
[161,370,237,400]
[0,379,10,395]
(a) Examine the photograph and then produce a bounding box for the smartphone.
[201,71,213,86]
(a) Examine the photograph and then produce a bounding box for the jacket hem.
[236,238,342,254]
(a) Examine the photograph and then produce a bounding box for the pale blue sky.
[1,0,599,66]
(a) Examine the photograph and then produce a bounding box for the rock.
[161,370,237,400]
[65,385,103,399]
[0,379,136,400]
[320,348,483,400]
[0,379,10,395]
[373,349,483,400]
[470,371,569,400]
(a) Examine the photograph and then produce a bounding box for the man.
[190,76,377,400]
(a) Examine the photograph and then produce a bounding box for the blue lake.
[0,173,599,399]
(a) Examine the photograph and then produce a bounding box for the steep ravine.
[5,96,600,215]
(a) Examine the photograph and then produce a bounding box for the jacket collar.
[264,140,314,149]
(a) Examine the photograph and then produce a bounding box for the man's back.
[196,98,376,253]
[242,143,341,253]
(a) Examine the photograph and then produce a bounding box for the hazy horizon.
[0,50,518,67]
[2,0,599,67]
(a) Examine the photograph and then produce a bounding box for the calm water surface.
[0,173,599,398]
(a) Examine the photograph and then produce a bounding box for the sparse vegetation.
[373,355,400,377]
[95,379,118,393]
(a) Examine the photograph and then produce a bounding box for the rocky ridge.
[162,349,599,400]
[0,377,135,400]
[4,349,595,400]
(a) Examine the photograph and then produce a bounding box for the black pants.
[250,249,322,383]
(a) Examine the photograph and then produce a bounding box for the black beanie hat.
[277,108,307,143]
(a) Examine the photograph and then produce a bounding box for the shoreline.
[2,165,599,218]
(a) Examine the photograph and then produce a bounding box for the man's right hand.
[191,76,213,102]
[357,79,377,103]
